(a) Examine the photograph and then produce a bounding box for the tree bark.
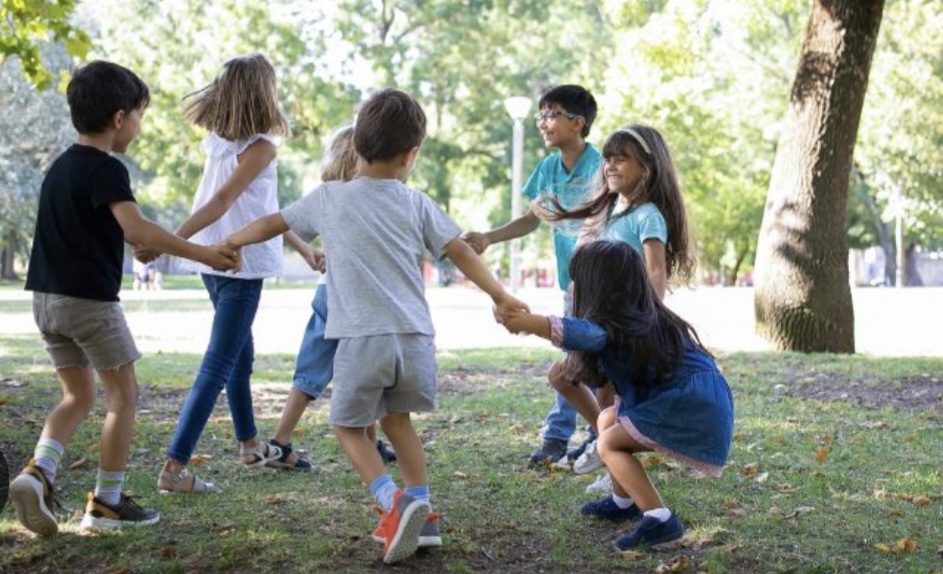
[1,230,18,280]
[753,0,885,353]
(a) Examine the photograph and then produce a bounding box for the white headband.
[614,127,651,155]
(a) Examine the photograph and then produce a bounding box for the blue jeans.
[543,290,577,442]
[167,275,263,464]
[292,284,336,399]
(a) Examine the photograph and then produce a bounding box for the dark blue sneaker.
[377,440,397,464]
[566,429,597,461]
[528,438,568,466]
[614,514,684,550]
[581,495,642,522]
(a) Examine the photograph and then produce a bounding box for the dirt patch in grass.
[778,373,943,411]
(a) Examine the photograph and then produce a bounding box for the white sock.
[643,507,672,522]
[33,438,64,484]
[94,470,126,506]
[612,493,635,509]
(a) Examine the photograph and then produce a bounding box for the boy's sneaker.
[528,438,567,466]
[418,513,442,548]
[373,490,430,564]
[585,472,612,494]
[78,492,160,532]
[581,495,642,522]
[613,514,684,551]
[572,440,603,474]
[377,440,397,464]
[265,439,312,471]
[9,459,62,536]
[566,432,596,462]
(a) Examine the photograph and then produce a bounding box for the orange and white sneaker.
[9,459,60,536]
[373,490,430,564]
[373,509,441,549]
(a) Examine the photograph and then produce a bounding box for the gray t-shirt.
[281,177,462,338]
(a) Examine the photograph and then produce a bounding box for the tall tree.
[753,0,885,352]
[0,0,89,89]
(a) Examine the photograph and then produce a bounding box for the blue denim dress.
[555,317,734,477]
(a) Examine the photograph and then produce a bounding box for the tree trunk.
[1,230,18,280]
[753,0,885,353]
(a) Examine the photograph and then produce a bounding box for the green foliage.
[0,0,89,89]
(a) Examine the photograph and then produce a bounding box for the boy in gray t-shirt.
[227,88,526,565]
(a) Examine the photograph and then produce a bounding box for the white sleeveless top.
[180,132,284,279]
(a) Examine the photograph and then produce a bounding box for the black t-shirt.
[25,144,137,302]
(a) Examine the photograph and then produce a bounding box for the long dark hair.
[566,240,709,389]
[549,124,696,286]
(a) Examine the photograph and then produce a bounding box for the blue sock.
[369,474,398,511]
[404,485,430,508]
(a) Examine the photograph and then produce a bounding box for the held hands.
[132,244,159,264]
[493,293,529,330]
[205,241,241,272]
[302,248,326,273]
[462,231,490,255]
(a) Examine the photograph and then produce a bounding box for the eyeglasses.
[534,110,579,123]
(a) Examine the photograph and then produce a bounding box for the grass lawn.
[1,336,941,574]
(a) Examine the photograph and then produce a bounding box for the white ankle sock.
[94,470,126,506]
[612,493,635,509]
[643,507,672,522]
[33,438,64,484]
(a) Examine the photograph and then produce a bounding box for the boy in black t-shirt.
[10,60,239,536]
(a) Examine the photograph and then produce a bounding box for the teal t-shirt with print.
[522,143,601,291]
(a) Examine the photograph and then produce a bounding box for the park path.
[1,286,940,357]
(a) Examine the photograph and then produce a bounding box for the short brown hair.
[354,88,426,163]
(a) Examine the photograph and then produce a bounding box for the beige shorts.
[330,333,437,427]
[32,292,141,371]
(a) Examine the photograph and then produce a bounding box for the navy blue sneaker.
[581,495,642,522]
[528,438,568,466]
[377,440,397,464]
[614,514,684,550]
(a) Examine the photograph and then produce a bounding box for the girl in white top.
[157,53,317,494]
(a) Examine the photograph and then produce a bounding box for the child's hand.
[133,244,159,263]
[493,294,529,324]
[205,243,241,272]
[303,249,326,273]
[528,196,556,222]
[462,232,490,254]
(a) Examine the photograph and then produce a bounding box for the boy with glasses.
[463,84,601,468]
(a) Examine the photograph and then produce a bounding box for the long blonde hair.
[321,126,358,182]
[183,53,290,141]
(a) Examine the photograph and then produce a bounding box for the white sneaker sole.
[79,511,161,532]
[9,475,57,536]
[383,499,431,564]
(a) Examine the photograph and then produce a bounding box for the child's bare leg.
[597,423,663,511]
[366,423,378,443]
[379,412,425,487]
[334,425,384,484]
[42,367,97,448]
[272,389,311,446]
[96,363,139,472]
[548,360,600,433]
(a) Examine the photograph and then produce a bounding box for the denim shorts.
[330,333,437,427]
[32,292,141,371]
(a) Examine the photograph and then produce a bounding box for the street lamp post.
[504,96,532,292]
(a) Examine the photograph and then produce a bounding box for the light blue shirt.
[601,202,668,256]
[522,143,601,291]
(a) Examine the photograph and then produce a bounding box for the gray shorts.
[32,292,141,371]
[330,333,437,427]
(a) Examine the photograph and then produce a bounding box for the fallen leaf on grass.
[783,506,815,519]
[739,462,759,477]
[912,496,932,507]
[814,448,829,463]
[642,454,666,469]
[769,506,784,516]
[875,538,917,553]
[266,495,287,505]
[161,546,178,559]
[189,454,213,465]
[775,483,794,494]
[620,550,644,561]
[654,555,690,573]
[68,458,88,470]
[452,471,481,480]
